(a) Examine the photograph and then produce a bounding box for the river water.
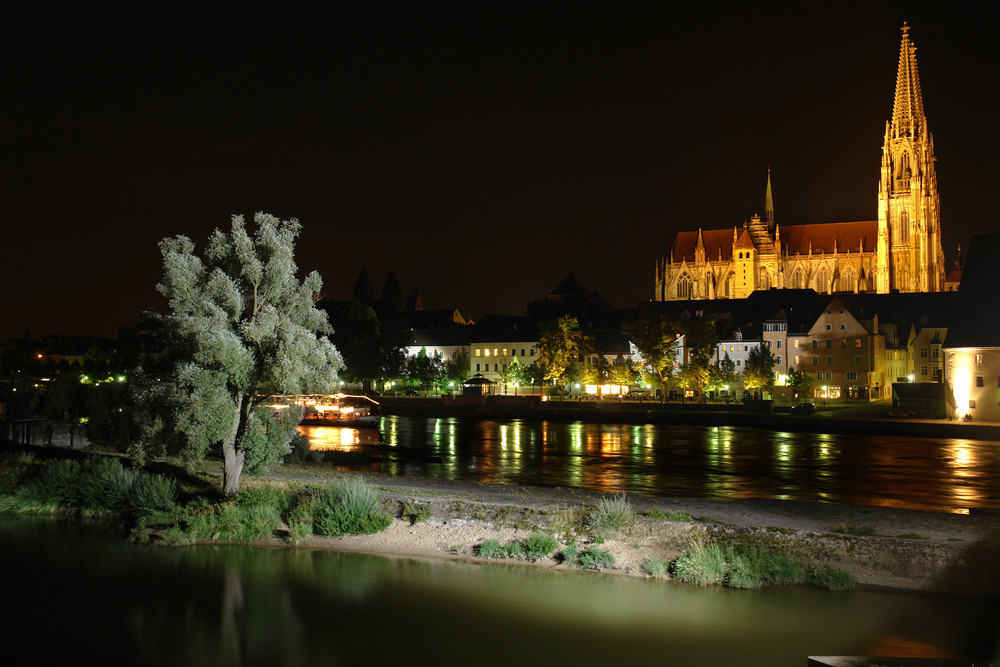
[4,516,997,666]
[302,416,1000,513]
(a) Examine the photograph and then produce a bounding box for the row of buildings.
[398,231,997,421]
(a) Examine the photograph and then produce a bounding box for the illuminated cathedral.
[653,24,945,301]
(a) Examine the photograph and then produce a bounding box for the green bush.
[641,557,670,578]
[672,540,728,586]
[286,495,317,544]
[577,546,615,571]
[524,532,558,561]
[588,493,635,539]
[558,543,580,565]
[314,478,392,537]
[807,567,857,591]
[477,539,507,559]
[673,537,811,589]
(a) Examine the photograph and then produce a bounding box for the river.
[3,516,997,666]
[301,416,1000,514]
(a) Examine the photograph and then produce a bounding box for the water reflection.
[4,516,996,666]
[300,416,1000,513]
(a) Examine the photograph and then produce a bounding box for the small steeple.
[764,165,774,226]
[891,22,926,138]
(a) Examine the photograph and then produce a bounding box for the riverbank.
[378,396,1000,441]
[267,467,1000,596]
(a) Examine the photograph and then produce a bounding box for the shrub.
[830,523,877,536]
[577,546,615,571]
[403,501,431,525]
[314,478,392,537]
[286,495,317,545]
[646,508,668,519]
[524,531,558,561]
[641,557,670,578]
[807,567,857,591]
[477,539,507,559]
[588,493,635,540]
[672,539,728,586]
[558,543,580,565]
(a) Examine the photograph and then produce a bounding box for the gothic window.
[899,210,909,243]
[790,268,805,289]
[758,271,770,290]
[841,267,856,293]
[815,267,831,294]
[677,273,693,299]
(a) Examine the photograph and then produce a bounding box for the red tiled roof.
[670,228,735,263]
[780,221,877,255]
[668,221,877,263]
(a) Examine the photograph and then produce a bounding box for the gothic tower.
[877,23,945,293]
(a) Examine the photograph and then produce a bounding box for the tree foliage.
[623,312,680,403]
[743,345,776,398]
[536,315,588,397]
[139,213,344,495]
[786,365,814,401]
[677,316,718,402]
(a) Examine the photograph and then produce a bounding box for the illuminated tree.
[710,353,738,403]
[609,355,637,388]
[536,315,588,399]
[623,312,680,403]
[743,345,776,400]
[786,365,813,401]
[142,213,343,496]
[496,356,523,394]
[677,316,718,402]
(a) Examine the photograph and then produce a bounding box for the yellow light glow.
[952,363,971,418]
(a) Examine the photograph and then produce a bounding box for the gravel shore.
[271,470,1000,595]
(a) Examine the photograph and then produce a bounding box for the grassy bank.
[0,447,861,591]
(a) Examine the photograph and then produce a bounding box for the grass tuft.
[830,523,878,536]
[314,477,392,537]
[588,493,635,539]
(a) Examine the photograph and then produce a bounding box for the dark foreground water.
[3,516,997,666]
[302,416,1000,513]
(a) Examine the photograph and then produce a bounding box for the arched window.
[677,273,693,299]
[790,268,805,289]
[758,271,770,290]
[841,267,856,293]
[900,210,909,243]
[815,267,831,294]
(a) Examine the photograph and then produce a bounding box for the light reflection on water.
[300,416,1000,513]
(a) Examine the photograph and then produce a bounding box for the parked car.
[791,403,816,414]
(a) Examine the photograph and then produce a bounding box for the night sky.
[4,3,997,339]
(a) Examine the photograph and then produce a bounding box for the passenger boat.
[273,393,382,427]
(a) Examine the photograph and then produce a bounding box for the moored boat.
[272,393,382,427]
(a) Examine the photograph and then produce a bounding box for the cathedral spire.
[764,165,774,226]
[891,22,926,138]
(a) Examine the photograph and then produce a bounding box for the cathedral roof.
[670,228,735,263]
[669,220,877,262]
[734,228,755,250]
[780,221,877,255]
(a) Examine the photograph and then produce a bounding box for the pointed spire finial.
[764,165,774,225]
[891,22,925,138]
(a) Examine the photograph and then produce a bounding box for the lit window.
[794,355,800,365]
[841,340,847,348]
[484,349,490,357]
[855,339,861,348]
[475,349,481,357]
[975,354,983,364]
[794,340,799,349]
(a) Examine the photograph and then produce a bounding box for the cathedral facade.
[654,24,946,302]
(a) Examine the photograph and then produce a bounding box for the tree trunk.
[221,393,247,497]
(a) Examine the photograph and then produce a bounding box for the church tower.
[877,23,945,293]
